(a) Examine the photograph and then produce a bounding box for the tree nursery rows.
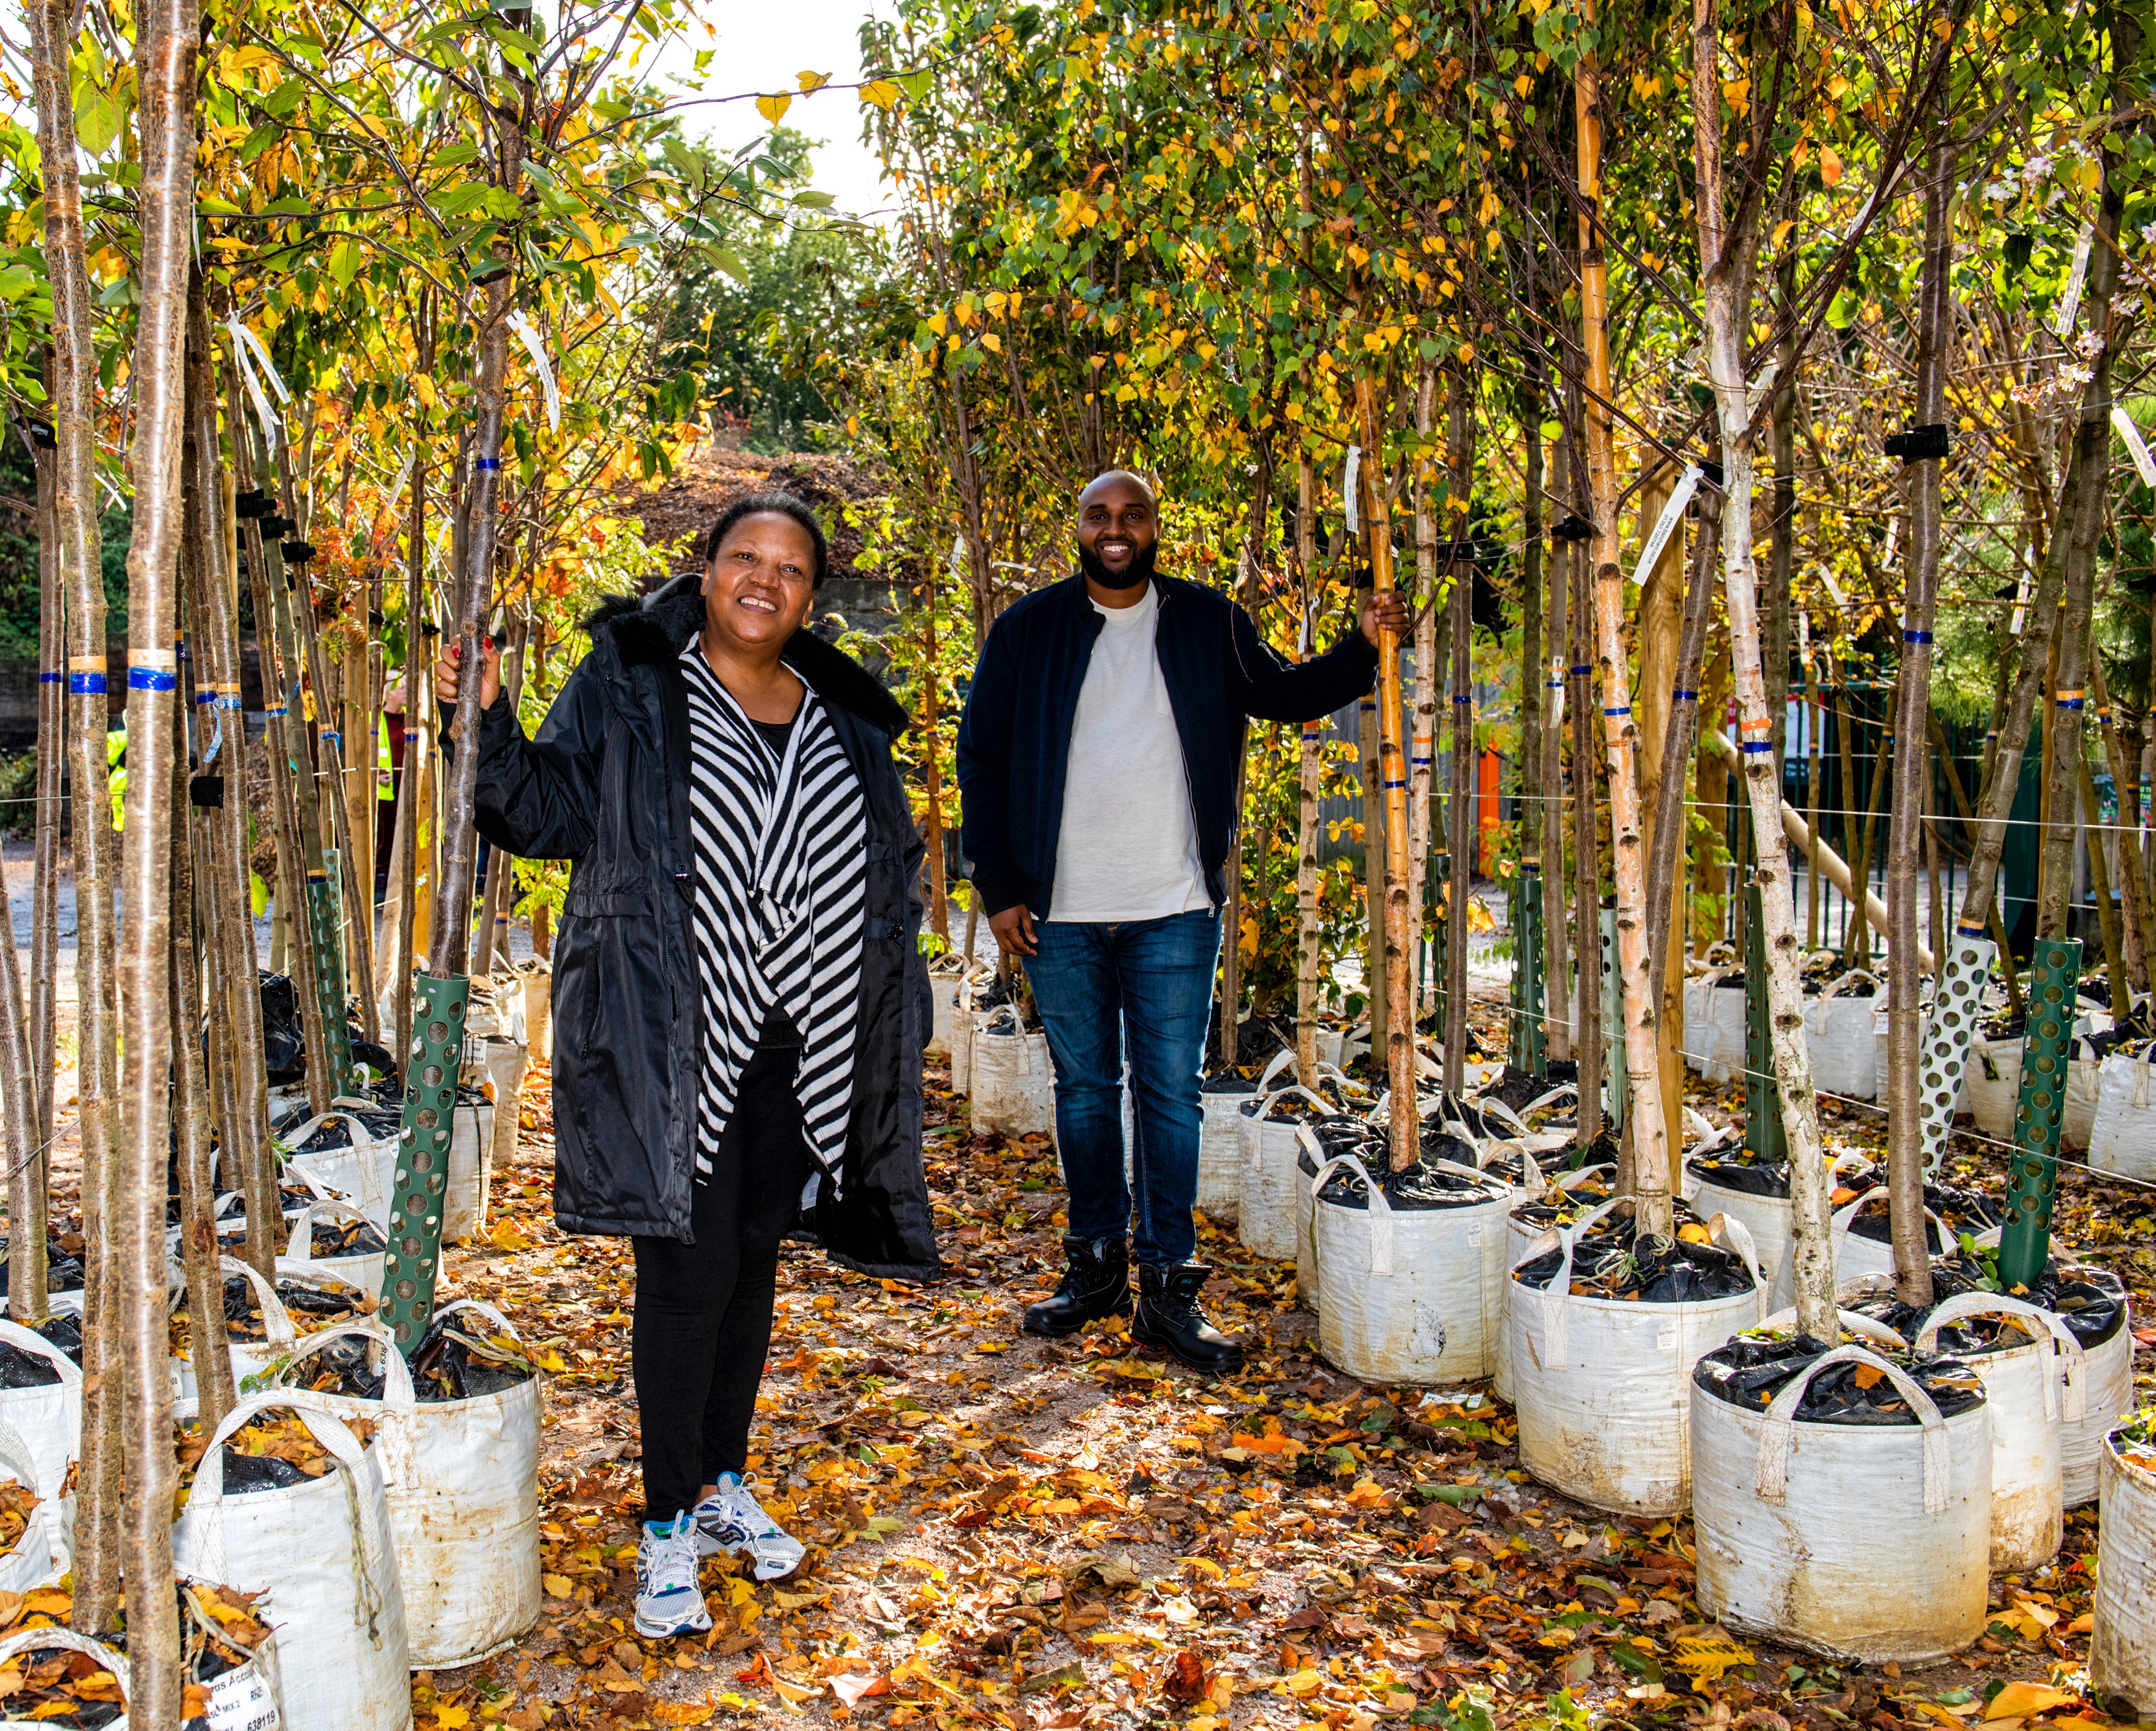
[0,0,2152,1727]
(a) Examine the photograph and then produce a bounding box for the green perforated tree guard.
[1510,866,1547,1075]
[379,972,469,1352]
[304,867,356,1094]
[1743,883,1785,1164]
[2000,937,2080,1290]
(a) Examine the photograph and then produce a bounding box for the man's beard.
[1078,540,1157,591]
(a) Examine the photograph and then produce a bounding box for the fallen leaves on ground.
[419,1013,2150,1731]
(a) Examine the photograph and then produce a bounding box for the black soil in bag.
[258,971,305,1083]
[1310,1130,1510,1212]
[303,1215,389,1259]
[1200,1072,1259,1096]
[1512,1206,1755,1303]
[1204,1013,1291,1072]
[1478,1062,1577,1113]
[293,1312,536,1404]
[34,1314,82,1364]
[0,1337,61,1388]
[1694,1333,1986,1423]
[1854,1253,2128,1352]
[0,1234,85,1295]
[1240,1090,1339,1125]
[1507,1164,1619,1234]
[1841,1182,2003,1243]
[272,1107,400,1153]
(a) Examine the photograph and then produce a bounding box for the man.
[956,470,1406,1373]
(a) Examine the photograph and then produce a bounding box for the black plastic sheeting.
[1307,1122,1510,1212]
[1512,1206,1755,1302]
[1478,1061,1578,1113]
[293,1312,536,1407]
[0,1235,85,1296]
[1855,1254,2128,1352]
[1694,1333,1986,1424]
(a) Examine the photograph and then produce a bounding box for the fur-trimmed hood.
[584,571,908,737]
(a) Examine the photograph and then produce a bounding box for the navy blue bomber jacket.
[954,572,1382,920]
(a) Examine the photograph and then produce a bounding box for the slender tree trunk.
[1294,456,1323,1078]
[1410,371,1440,1015]
[1519,379,1550,1061]
[1635,465,1688,1166]
[435,278,517,975]
[1355,379,1416,1168]
[1441,370,1474,1091]
[1645,512,1721,1034]
[1540,415,1572,1061]
[395,455,428,1058]
[1570,533,1602,1139]
[2090,657,2150,990]
[1885,135,1953,1306]
[2080,759,2132,1012]
[921,557,950,945]
[28,0,123,1629]
[0,830,41,1325]
[1769,251,1799,768]
[1219,448,1273,1066]
[1359,695,1388,1063]
[115,0,194,1703]
[172,589,235,1433]
[1837,681,1861,954]
[1694,0,1835,1338]
[29,387,61,1153]
[1576,27,1670,1225]
[185,285,277,1279]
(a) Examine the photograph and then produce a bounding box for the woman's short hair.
[701,492,829,587]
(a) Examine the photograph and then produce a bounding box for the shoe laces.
[709,1474,786,1539]
[641,1512,701,1599]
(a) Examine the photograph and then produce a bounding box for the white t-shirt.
[1047,582,1213,923]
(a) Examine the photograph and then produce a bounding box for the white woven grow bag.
[2063,1037,2104,1153]
[1804,971,1882,1100]
[481,1038,529,1193]
[969,1007,1057,1139]
[1196,1078,1259,1224]
[1911,1291,2085,1573]
[0,1629,133,1730]
[1691,1342,1993,1664]
[275,1303,541,1667]
[282,1111,398,1220]
[283,1200,385,1296]
[1681,969,1750,1083]
[1510,1197,1764,1514]
[2090,1044,2156,1183]
[1237,1086,1332,1261]
[1692,1149,1874,1301]
[0,1414,70,1592]
[1967,1035,2022,1141]
[925,956,965,1062]
[0,1319,80,1496]
[953,977,990,1096]
[172,1393,411,1731]
[2092,1422,2156,1719]
[2063,1274,2136,1508]
[1770,1190,1948,1312]
[1494,1164,1616,1406]
[1309,1153,1511,1385]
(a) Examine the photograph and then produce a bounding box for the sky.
[670,0,902,224]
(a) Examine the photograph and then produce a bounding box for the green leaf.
[74,89,123,156]
[327,238,363,288]
[792,190,836,209]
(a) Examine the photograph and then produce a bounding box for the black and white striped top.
[679,641,869,1186]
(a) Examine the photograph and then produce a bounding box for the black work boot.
[1132,1263,1244,1374]
[1022,1236,1132,1337]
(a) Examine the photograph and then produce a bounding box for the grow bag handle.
[0,1628,128,1707]
[1755,1304,1912,1349]
[1701,1212,1768,1321]
[273,1320,418,1413]
[1521,1191,1628,1363]
[176,1390,380,1584]
[1247,1084,1331,1144]
[1818,968,1880,1001]
[204,1253,298,1351]
[1755,1342,1953,1514]
[1913,1290,2087,1423]
[1257,1050,1298,1092]
[1474,1139,1539,1193]
[275,1111,380,1155]
[1523,1085,1579,1118]
[1308,1153,1393,1277]
[1830,1188,1949,1259]
[283,1199,378,1268]
[0,1412,51,1506]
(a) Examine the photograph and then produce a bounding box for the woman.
[436,492,938,1640]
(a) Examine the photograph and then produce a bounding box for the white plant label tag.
[206,1661,282,1731]
[2055,222,2095,337]
[2113,406,2156,489]
[1342,444,1361,534]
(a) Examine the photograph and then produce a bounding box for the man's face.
[1076,474,1158,590]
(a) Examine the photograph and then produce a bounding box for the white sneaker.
[634,1512,714,1639]
[692,1474,806,1581]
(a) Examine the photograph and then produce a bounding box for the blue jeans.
[1022,908,1220,1267]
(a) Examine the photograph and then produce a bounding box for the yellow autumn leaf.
[859,79,901,109]
[796,69,829,91]
[755,92,792,125]
[435,1709,471,1730]
[771,1679,816,1708]
[412,373,438,409]
[1984,1684,2079,1721]
[541,1573,572,1599]
[1818,145,1842,186]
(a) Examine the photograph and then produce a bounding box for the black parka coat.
[462,572,941,1279]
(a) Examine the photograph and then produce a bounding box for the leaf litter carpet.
[426,1056,2154,1731]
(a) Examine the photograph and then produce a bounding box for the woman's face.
[703,513,819,653]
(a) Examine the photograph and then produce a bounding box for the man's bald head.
[1078,469,1156,514]
[1075,470,1159,597]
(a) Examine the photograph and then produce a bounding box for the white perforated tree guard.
[1919,931,1993,1175]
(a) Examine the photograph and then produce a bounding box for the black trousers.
[632,1040,812,1520]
